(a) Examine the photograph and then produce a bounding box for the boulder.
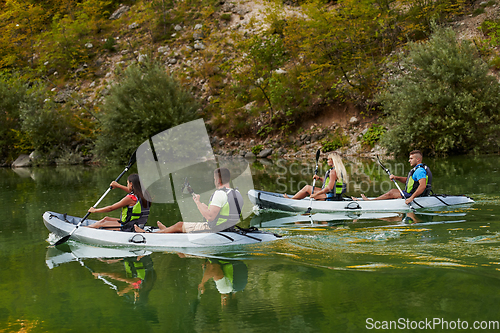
[109,5,130,20]
[12,154,31,168]
[258,148,273,158]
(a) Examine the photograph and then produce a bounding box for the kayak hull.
[248,189,474,213]
[43,211,281,249]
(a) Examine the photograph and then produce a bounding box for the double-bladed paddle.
[54,151,137,246]
[376,155,416,210]
[305,149,321,214]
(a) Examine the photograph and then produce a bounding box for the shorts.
[326,192,342,201]
[182,222,211,233]
[402,191,411,198]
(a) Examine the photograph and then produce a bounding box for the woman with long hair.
[285,152,348,201]
[87,173,151,231]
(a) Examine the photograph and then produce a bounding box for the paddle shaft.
[306,149,321,214]
[376,155,416,209]
[54,155,135,246]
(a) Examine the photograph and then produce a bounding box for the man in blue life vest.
[135,167,243,233]
[358,150,432,204]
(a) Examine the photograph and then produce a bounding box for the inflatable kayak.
[248,189,474,213]
[43,211,281,249]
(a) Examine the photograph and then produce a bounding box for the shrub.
[251,144,264,155]
[361,124,386,147]
[94,60,200,164]
[379,24,500,156]
[321,129,349,152]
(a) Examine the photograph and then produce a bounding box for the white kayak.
[43,211,281,249]
[248,189,474,213]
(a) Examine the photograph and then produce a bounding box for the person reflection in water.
[198,259,248,307]
[92,255,156,304]
[135,168,243,233]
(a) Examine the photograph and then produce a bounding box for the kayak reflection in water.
[284,152,348,201]
[92,255,156,304]
[87,173,151,232]
[352,150,432,205]
[198,258,248,307]
[135,167,243,233]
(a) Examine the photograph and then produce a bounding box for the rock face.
[12,154,31,168]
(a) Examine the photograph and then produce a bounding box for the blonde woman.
[285,152,348,201]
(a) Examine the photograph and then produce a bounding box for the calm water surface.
[1,155,500,332]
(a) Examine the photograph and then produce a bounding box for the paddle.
[305,149,321,214]
[54,151,137,246]
[376,155,415,210]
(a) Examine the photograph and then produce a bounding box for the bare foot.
[134,225,145,233]
[283,194,289,198]
[351,196,359,201]
[361,194,370,201]
[157,221,168,230]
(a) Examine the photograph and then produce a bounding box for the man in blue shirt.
[358,150,432,204]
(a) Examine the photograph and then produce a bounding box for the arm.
[389,175,407,184]
[193,194,222,221]
[311,170,336,198]
[110,181,129,192]
[405,178,426,204]
[88,196,135,214]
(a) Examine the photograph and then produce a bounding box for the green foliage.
[103,37,117,52]
[0,73,30,161]
[379,24,500,156]
[321,129,349,152]
[221,13,231,21]
[19,83,79,156]
[361,124,386,147]
[94,60,200,164]
[251,144,264,155]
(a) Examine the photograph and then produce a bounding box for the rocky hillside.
[9,0,500,166]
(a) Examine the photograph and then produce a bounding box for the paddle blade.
[54,235,71,247]
[315,149,321,162]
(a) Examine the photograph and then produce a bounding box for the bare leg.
[88,216,121,229]
[290,185,323,200]
[360,189,403,201]
[136,221,184,233]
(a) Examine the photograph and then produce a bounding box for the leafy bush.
[251,144,264,155]
[321,129,349,152]
[0,74,30,161]
[361,124,386,147]
[19,84,78,156]
[103,37,117,52]
[379,24,500,156]
[94,60,200,164]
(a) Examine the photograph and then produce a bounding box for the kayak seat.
[420,185,433,197]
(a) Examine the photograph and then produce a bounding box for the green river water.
[1,155,499,332]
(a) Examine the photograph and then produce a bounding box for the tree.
[379,24,500,156]
[94,60,200,164]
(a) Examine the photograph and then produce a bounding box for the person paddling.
[285,152,347,201]
[353,150,432,205]
[87,173,151,231]
[136,167,243,233]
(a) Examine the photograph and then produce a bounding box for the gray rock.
[194,41,205,50]
[349,116,359,125]
[258,148,273,158]
[195,24,203,30]
[128,22,139,29]
[12,154,31,168]
[193,31,204,40]
[109,5,130,20]
[245,152,256,158]
[174,25,182,31]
